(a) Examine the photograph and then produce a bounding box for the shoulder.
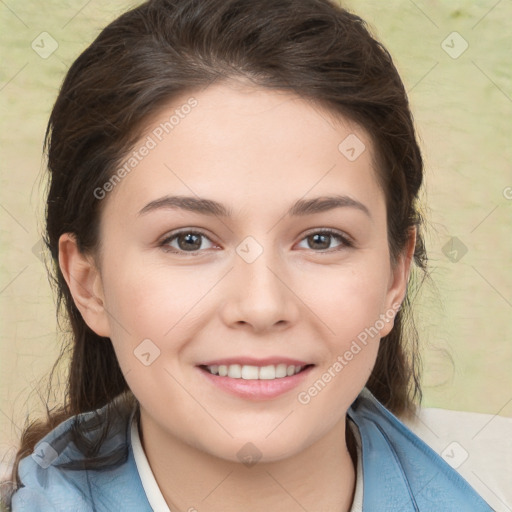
[10,394,151,512]
[399,405,512,512]
[348,387,502,510]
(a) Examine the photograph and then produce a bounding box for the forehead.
[103,80,384,220]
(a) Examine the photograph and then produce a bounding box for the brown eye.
[297,229,353,252]
[161,230,215,254]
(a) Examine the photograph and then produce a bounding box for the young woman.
[3,0,509,510]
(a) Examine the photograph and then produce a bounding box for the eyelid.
[301,227,354,245]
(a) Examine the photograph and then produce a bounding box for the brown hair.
[4,0,428,504]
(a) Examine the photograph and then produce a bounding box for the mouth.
[198,363,314,380]
[196,360,315,400]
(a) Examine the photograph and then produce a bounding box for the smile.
[196,362,315,400]
[201,363,310,380]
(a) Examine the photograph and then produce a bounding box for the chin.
[204,434,310,466]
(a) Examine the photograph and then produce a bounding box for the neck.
[138,409,357,512]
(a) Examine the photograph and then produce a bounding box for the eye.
[160,229,216,255]
[160,227,353,256]
[296,229,353,252]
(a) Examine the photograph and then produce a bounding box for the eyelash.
[159,228,354,256]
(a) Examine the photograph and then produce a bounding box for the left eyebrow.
[137,194,372,219]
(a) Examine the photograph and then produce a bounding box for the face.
[61,80,413,463]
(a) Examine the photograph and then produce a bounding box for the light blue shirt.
[10,387,493,511]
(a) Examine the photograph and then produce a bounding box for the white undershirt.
[130,412,172,512]
[130,413,364,512]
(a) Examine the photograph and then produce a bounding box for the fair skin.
[59,80,415,511]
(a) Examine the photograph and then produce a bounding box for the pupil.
[180,233,201,251]
[311,233,329,250]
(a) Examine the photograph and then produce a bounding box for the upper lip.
[197,357,313,367]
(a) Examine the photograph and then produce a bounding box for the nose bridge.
[236,233,284,297]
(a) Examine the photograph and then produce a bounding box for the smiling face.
[59,79,413,464]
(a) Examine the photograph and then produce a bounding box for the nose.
[218,242,301,334]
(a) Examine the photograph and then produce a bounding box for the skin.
[59,79,415,511]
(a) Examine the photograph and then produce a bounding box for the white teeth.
[205,363,306,380]
[241,365,259,379]
[227,364,242,378]
[259,365,275,380]
[275,364,287,378]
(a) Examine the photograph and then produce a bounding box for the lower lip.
[197,365,314,400]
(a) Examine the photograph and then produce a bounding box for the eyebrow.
[138,194,371,219]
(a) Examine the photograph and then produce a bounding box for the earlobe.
[58,233,111,337]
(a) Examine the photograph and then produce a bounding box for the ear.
[379,226,417,337]
[58,233,111,337]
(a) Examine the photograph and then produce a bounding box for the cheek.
[100,258,220,369]
[301,257,391,340]
[99,262,206,411]
[295,257,389,403]
[103,259,203,330]
[294,265,386,417]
